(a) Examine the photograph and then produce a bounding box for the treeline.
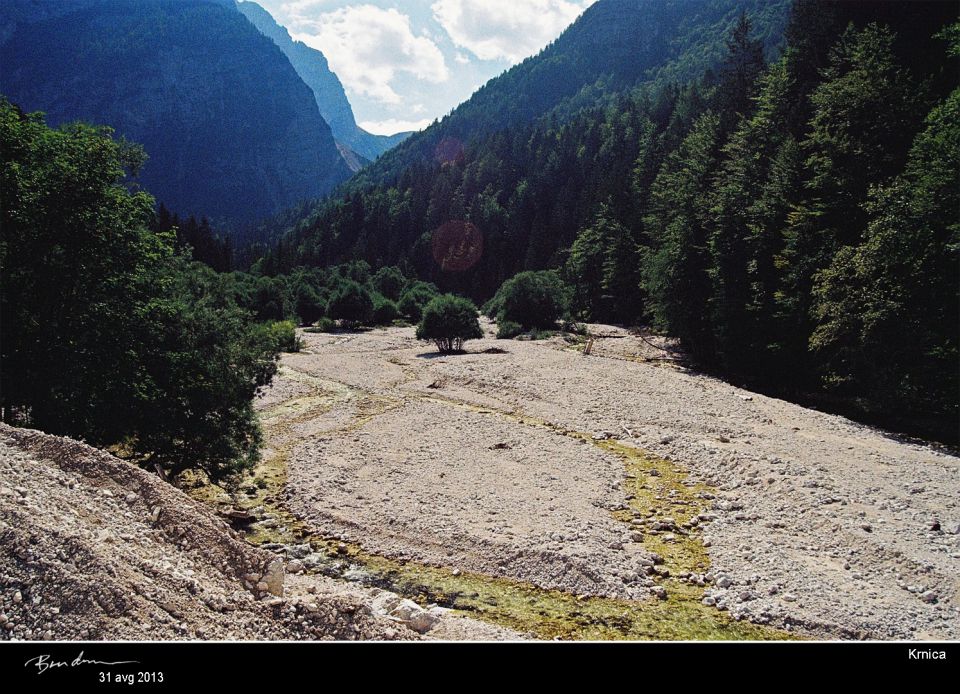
[259,2,957,426]
[0,100,295,482]
[220,261,440,328]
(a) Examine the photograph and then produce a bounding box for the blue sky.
[255,1,597,134]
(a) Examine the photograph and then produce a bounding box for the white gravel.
[267,323,960,639]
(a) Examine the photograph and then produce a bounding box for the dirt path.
[252,322,959,640]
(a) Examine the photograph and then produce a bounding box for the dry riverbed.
[238,321,959,640]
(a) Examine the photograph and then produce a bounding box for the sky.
[255,1,597,135]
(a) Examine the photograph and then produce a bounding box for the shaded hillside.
[237,1,410,162]
[0,0,352,223]
[346,0,792,190]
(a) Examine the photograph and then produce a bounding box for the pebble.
[920,591,938,604]
[13,591,22,604]
[716,576,733,589]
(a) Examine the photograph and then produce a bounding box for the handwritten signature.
[24,651,140,675]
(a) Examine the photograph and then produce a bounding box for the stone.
[920,591,938,604]
[287,559,304,574]
[390,598,439,634]
[263,560,284,597]
[649,586,667,600]
[124,492,138,504]
[716,576,733,589]
[860,523,872,532]
[702,596,716,606]
[782,593,798,602]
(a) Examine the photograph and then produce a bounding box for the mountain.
[237,1,410,162]
[0,0,352,223]
[346,0,792,190]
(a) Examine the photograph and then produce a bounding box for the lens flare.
[432,220,483,272]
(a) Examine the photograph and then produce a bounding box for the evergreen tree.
[643,112,722,363]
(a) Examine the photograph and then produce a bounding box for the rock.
[929,520,941,532]
[702,596,716,606]
[649,586,667,600]
[287,559,304,574]
[390,598,439,634]
[451,569,461,577]
[782,593,798,602]
[124,492,138,504]
[489,442,512,450]
[716,576,733,589]
[371,593,402,616]
[263,560,284,597]
[920,591,938,604]
[860,523,872,532]
[13,591,22,604]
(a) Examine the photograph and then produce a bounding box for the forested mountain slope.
[258,0,957,426]
[0,0,352,222]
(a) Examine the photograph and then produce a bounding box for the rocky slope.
[0,424,515,641]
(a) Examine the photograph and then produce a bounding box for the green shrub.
[416,294,483,353]
[496,320,524,339]
[372,294,401,325]
[257,320,302,353]
[398,281,439,321]
[327,279,374,326]
[371,266,406,301]
[485,270,569,331]
[306,317,337,333]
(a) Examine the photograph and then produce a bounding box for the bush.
[496,320,524,339]
[398,281,439,321]
[306,317,337,333]
[372,294,400,325]
[327,279,374,326]
[257,320,302,353]
[485,270,569,331]
[371,266,405,301]
[416,294,483,353]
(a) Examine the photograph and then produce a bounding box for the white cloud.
[359,117,434,136]
[291,5,449,105]
[454,51,471,65]
[431,0,596,63]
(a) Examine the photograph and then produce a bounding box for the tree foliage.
[485,271,570,332]
[0,101,281,481]
[415,295,483,353]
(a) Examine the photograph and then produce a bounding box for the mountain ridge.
[0,0,352,223]
[237,1,411,162]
